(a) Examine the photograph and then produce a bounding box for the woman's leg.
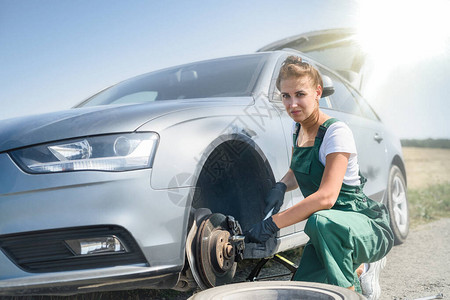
[292,242,328,283]
[293,211,358,290]
[293,210,391,292]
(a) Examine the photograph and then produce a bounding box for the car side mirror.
[321,75,334,98]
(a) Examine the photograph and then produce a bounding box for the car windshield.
[77,54,268,107]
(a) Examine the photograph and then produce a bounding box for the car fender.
[137,98,289,191]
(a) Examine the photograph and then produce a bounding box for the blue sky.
[1,0,449,139]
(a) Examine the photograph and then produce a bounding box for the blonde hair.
[276,56,323,92]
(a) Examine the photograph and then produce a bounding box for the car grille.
[0,225,148,273]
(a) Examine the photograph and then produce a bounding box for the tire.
[188,281,365,299]
[386,165,409,245]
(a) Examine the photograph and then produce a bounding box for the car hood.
[0,97,253,152]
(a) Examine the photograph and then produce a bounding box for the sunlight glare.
[355,0,450,65]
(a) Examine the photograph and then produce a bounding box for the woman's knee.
[305,212,332,235]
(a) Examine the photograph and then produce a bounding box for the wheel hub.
[206,229,234,273]
[392,175,408,234]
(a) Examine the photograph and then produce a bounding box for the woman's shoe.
[359,256,386,300]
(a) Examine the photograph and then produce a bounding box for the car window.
[319,96,331,108]
[98,91,159,105]
[352,91,379,121]
[77,54,268,107]
[328,76,362,115]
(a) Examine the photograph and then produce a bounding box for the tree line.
[401,139,450,149]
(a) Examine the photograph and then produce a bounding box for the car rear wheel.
[386,165,409,244]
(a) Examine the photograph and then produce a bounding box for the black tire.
[188,281,365,299]
[386,165,409,245]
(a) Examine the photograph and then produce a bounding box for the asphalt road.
[380,218,449,300]
[233,218,450,300]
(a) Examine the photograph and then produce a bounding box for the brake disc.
[195,213,238,288]
[186,209,211,290]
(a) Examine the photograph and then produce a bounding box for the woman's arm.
[272,152,350,229]
[279,168,299,192]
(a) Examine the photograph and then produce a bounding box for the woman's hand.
[263,182,287,215]
[263,169,299,215]
[245,216,280,243]
[272,152,350,229]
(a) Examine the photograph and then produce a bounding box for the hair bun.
[276,55,323,91]
[284,56,303,65]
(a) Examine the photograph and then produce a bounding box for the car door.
[319,69,389,202]
[348,86,390,201]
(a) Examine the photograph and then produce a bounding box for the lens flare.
[355,0,450,65]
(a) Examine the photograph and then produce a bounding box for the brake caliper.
[226,215,245,262]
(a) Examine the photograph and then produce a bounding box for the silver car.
[0,49,408,295]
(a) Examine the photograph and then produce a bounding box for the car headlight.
[9,132,159,173]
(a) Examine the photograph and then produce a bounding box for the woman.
[246,56,394,297]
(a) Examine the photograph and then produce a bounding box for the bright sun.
[355,0,450,65]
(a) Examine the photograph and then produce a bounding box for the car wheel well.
[192,139,275,231]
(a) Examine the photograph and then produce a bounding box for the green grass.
[408,183,450,226]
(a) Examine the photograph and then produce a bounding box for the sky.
[1,0,449,139]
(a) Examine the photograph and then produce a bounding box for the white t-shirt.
[292,121,361,186]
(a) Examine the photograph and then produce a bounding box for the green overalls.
[290,118,394,292]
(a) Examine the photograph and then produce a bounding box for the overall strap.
[316,118,339,140]
[293,118,340,145]
[293,122,301,145]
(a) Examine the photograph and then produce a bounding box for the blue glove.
[263,182,287,215]
[245,216,280,243]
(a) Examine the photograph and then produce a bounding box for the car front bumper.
[0,263,181,296]
[0,153,192,295]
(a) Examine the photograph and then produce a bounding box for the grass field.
[402,147,450,189]
[402,147,450,226]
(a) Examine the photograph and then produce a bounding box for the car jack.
[246,254,298,281]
